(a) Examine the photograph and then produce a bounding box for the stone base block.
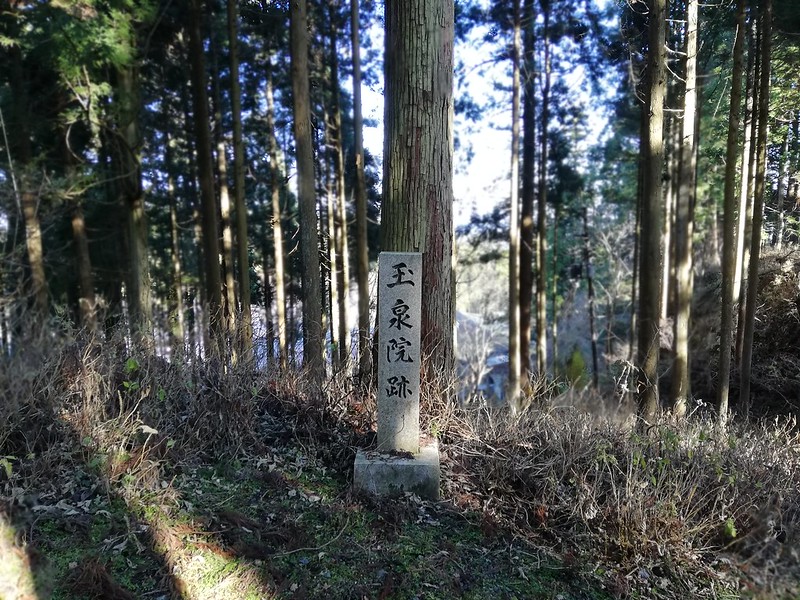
[353,441,440,501]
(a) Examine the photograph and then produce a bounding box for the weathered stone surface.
[377,252,422,453]
[353,441,440,501]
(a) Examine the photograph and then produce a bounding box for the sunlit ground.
[0,514,39,600]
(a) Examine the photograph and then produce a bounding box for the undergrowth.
[1,323,798,599]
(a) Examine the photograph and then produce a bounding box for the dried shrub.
[438,400,800,598]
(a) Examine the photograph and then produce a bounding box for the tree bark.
[583,208,598,388]
[739,0,772,417]
[164,128,185,358]
[9,46,49,320]
[519,0,536,387]
[636,0,667,422]
[536,0,551,376]
[227,0,253,363]
[507,0,522,409]
[261,240,276,366]
[115,65,153,350]
[716,0,746,427]
[735,16,760,366]
[188,0,224,353]
[551,203,558,368]
[660,115,675,322]
[290,0,325,390]
[382,0,455,382]
[350,0,372,382]
[328,9,352,367]
[266,60,289,370]
[210,35,238,359]
[775,115,798,249]
[70,199,96,330]
[323,117,340,367]
[670,0,698,417]
[734,15,757,315]
[773,124,791,249]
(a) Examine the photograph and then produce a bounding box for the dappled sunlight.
[0,513,40,600]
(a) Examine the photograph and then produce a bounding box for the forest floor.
[3,248,800,599]
[1,432,612,600]
[3,374,799,600]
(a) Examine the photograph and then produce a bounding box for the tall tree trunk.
[662,114,680,322]
[670,0,698,417]
[775,116,798,249]
[21,192,47,319]
[536,0,551,376]
[188,0,224,353]
[227,0,253,363]
[261,241,276,366]
[350,0,372,381]
[716,0,746,426]
[735,113,760,364]
[739,0,772,417]
[9,46,49,320]
[519,0,536,387]
[734,15,757,314]
[266,61,288,370]
[210,36,238,359]
[507,0,522,409]
[328,9,352,367]
[382,0,455,382]
[660,114,673,322]
[115,65,153,349]
[773,125,791,249]
[70,200,96,330]
[637,0,667,422]
[59,119,94,330]
[735,16,760,366]
[164,130,185,357]
[551,203,558,368]
[583,208,598,388]
[290,0,325,389]
[323,118,340,367]
[628,99,647,365]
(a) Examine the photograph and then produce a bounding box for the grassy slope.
[3,441,612,600]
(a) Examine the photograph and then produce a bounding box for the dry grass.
[433,391,800,598]
[1,323,799,598]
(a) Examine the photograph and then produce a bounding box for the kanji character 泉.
[389,299,412,330]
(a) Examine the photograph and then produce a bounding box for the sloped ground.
[2,420,607,599]
[692,248,800,416]
[1,324,799,599]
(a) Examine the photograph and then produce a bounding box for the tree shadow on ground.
[0,331,357,600]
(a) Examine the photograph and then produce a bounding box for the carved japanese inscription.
[377,252,422,453]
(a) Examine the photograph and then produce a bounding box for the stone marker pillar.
[377,252,422,453]
[353,251,440,500]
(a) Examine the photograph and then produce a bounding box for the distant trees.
[621,0,797,423]
[188,0,225,353]
[0,0,797,424]
[0,0,386,370]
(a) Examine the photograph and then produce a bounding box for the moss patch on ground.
[2,439,613,600]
